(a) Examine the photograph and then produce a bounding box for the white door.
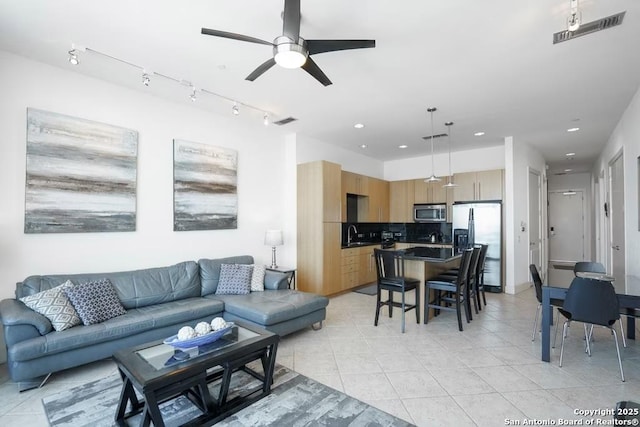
[609,152,625,293]
[548,190,585,284]
[528,169,542,277]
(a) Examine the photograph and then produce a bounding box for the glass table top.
[136,325,259,371]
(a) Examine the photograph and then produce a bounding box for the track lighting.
[66,43,279,126]
[68,49,79,65]
[568,0,581,31]
[425,107,441,183]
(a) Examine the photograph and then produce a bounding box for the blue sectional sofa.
[0,255,329,389]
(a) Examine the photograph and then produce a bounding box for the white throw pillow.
[251,264,266,292]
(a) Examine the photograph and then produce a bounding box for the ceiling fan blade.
[301,57,332,86]
[306,39,376,55]
[282,0,301,42]
[201,28,273,46]
[245,58,277,81]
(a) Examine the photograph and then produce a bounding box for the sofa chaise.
[0,255,329,390]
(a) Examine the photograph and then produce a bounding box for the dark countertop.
[341,241,452,249]
[402,246,461,262]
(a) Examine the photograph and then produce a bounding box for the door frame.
[528,168,544,279]
[607,149,625,282]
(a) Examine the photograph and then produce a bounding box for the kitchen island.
[401,246,462,322]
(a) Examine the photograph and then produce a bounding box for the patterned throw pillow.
[63,278,127,325]
[215,264,253,295]
[20,280,81,331]
[251,264,266,292]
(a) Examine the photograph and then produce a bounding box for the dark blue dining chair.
[558,277,625,382]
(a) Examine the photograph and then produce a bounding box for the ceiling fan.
[201,0,375,86]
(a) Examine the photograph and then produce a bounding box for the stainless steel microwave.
[413,203,447,222]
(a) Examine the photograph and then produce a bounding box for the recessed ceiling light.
[567,127,580,132]
[564,168,573,172]
[354,123,365,129]
[360,144,367,148]
[566,152,576,157]
[398,144,408,149]
[474,131,485,136]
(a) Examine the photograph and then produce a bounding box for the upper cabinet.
[299,160,342,222]
[452,169,504,202]
[342,171,369,196]
[414,178,448,204]
[389,180,415,222]
[368,177,389,222]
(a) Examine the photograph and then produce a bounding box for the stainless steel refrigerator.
[452,201,502,292]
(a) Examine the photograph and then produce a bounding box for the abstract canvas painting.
[173,140,238,231]
[25,109,138,233]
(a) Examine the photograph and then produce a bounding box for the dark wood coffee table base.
[113,325,279,427]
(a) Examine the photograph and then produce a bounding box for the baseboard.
[513,281,531,294]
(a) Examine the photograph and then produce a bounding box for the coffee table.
[113,321,279,427]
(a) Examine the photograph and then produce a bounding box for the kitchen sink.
[344,241,377,248]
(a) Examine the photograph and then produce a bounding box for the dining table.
[540,275,640,362]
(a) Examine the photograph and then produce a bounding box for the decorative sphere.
[195,321,212,336]
[177,326,196,341]
[210,317,227,331]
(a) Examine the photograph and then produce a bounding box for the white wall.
[295,134,385,178]
[0,51,295,361]
[593,86,640,280]
[505,137,547,294]
[384,145,505,181]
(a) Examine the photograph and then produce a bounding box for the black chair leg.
[424,286,430,324]
[401,290,406,333]
[456,299,463,331]
[374,288,381,326]
[415,287,420,324]
[388,290,393,318]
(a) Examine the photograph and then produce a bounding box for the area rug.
[42,364,413,426]
[352,283,378,295]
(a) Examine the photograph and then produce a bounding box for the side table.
[266,266,296,289]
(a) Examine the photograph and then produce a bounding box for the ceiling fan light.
[274,36,308,68]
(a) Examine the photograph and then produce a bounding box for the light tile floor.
[0,287,639,426]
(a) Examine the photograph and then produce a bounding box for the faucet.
[347,224,358,245]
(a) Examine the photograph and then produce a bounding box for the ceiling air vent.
[553,11,626,44]
[421,133,448,141]
[272,117,298,126]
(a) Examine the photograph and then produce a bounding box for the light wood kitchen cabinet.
[342,171,369,196]
[367,178,389,222]
[414,178,447,204]
[452,169,503,202]
[389,180,415,222]
[297,161,342,296]
[341,247,360,291]
[358,246,377,284]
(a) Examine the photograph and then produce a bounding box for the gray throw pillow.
[20,280,81,331]
[63,278,126,325]
[215,264,253,295]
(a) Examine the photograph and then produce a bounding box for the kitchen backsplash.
[341,222,452,244]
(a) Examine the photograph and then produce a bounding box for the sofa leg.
[311,321,323,331]
[18,373,52,392]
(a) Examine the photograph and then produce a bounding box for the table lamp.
[264,229,283,269]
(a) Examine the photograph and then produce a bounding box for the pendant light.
[443,121,458,188]
[425,107,440,183]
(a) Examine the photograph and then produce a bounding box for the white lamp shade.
[264,230,284,246]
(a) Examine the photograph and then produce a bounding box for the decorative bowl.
[163,322,234,349]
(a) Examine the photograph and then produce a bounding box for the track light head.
[189,86,197,102]
[142,73,150,87]
[232,104,240,115]
[263,113,269,126]
[68,50,79,65]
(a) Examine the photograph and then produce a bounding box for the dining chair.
[475,244,489,310]
[558,277,625,382]
[573,261,606,275]
[529,264,564,343]
[424,248,473,331]
[439,246,480,319]
[373,249,421,333]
